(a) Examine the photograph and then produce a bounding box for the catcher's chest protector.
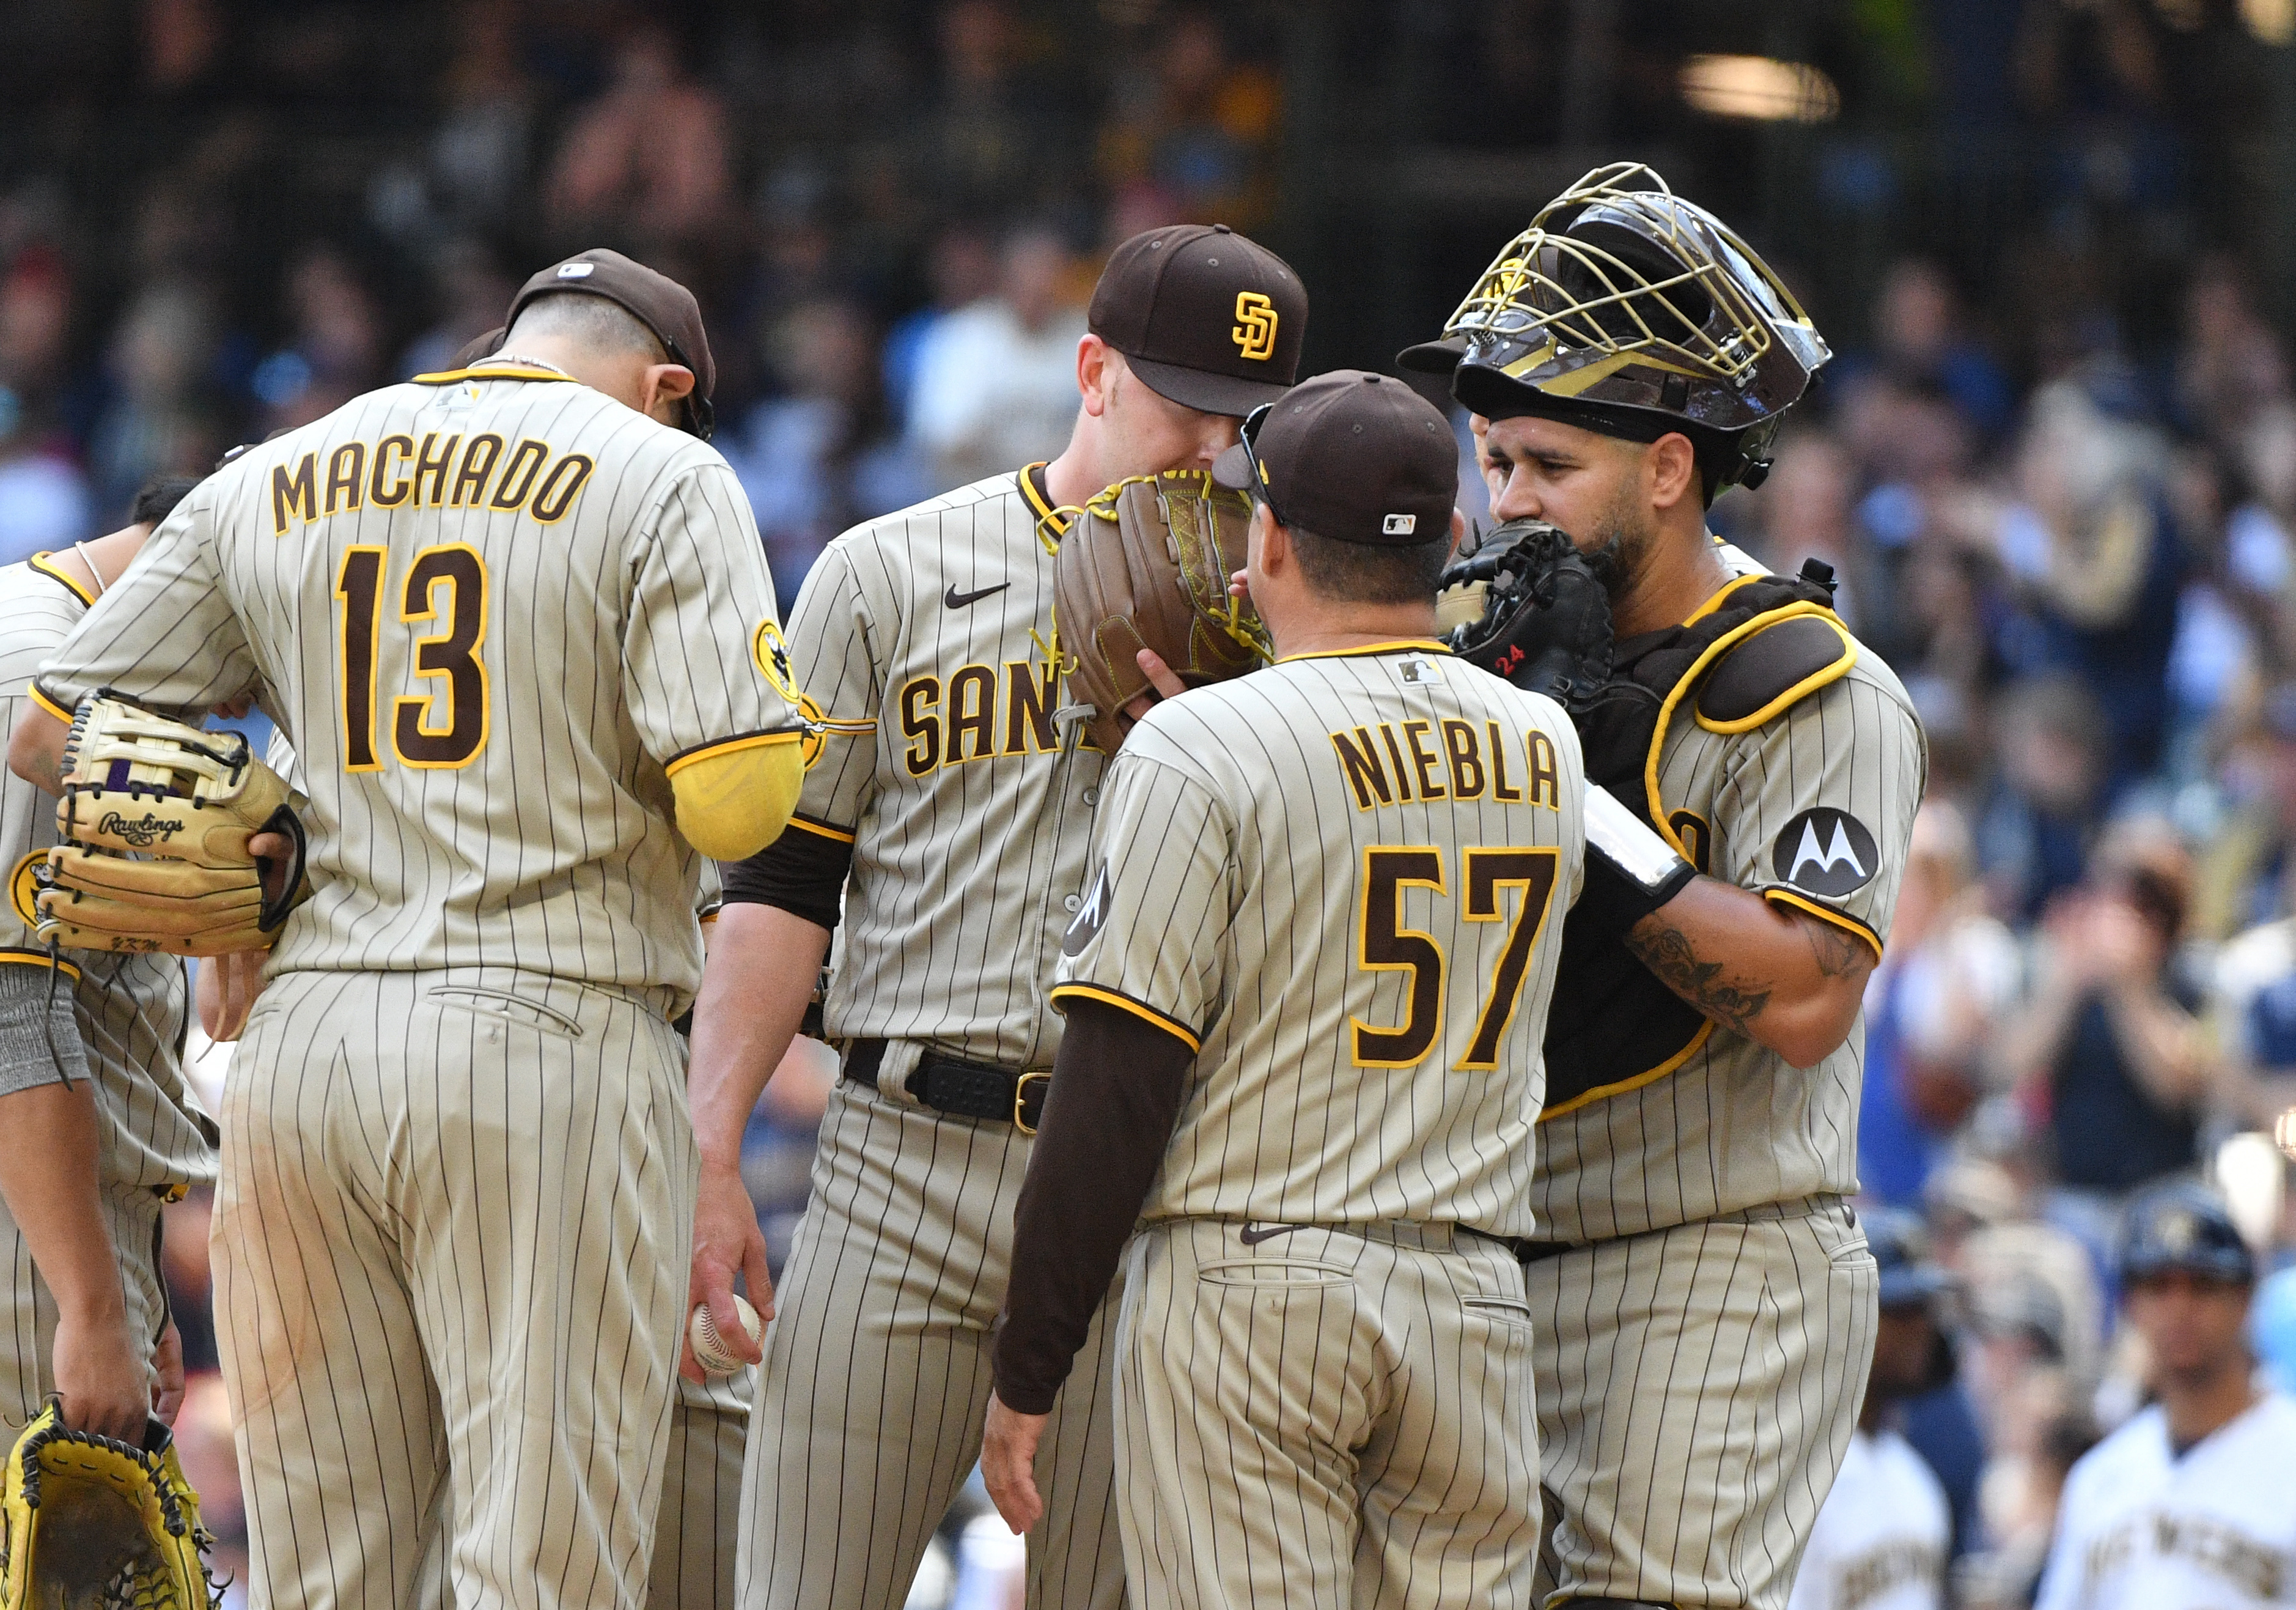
[1542,571,1851,1117]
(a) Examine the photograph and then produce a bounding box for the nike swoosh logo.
[1238,1223,1309,1246]
[944,582,1010,608]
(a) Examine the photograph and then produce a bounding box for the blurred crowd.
[1705,253,2296,1606]
[6,1,2296,1605]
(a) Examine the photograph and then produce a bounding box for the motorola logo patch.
[1771,807,1877,898]
[1063,861,1112,956]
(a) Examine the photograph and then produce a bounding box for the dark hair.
[131,476,203,528]
[1288,523,1448,605]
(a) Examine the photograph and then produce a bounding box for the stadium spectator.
[2001,826,2213,1233]
[1861,802,2021,1207]
[545,21,734,249]
[904,221,1083,492]
[725,295,922,602]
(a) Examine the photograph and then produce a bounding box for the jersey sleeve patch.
[1770,806,1880,898]
[1062,862,1111,957]
[1693,613,1855,731]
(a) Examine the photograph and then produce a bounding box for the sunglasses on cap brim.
[1238,402,1284,529]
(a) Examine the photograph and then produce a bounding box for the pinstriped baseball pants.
[735,1074,1126,1610]
[213,969,697,1610]
[1525,1197,1878,1610]
[1112,1219,1544,1610]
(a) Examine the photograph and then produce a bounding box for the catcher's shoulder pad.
[1691,610,1855,734]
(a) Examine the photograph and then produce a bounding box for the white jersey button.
[1064,894,1081,912]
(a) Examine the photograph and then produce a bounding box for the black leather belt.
[842,1038,1050,1135]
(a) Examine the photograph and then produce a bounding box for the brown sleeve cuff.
[990,997,1193,1414]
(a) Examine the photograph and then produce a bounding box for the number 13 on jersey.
[1353,844,1560,1071]
[337,544,490,772]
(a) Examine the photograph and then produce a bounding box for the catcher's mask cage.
[1405,162,1829,497]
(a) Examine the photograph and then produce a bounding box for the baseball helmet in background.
[2118,1180,2256,1286]
[1399,162,1828,496]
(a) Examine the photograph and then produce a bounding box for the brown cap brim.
[1396,338,1468,375]
[1210,441,1254,492]
[1125,354,1293,418]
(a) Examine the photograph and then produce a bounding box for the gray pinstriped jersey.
[1053,643,1585,1236]
[1531,545,1927,1243]
[0,557,215,1194]
[35,369,799,1011]
[781,469,1103,1066]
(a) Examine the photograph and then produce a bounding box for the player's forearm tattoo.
[1804,921,1869,980]
[1625,922,1772,1033]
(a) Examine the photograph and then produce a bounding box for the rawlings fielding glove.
[1435,519,1613,703]
[35,692,311,958]
[0,1403,222,1609]
[1055,471,1271,753]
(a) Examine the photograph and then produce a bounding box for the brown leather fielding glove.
[36,692,311,957]
[1054,471,1271,753]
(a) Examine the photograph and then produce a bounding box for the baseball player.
[0,475,216,1443]
[8,248,803,1610]
[2035,1182,2296,1610]
[979,370,1710,1608]
[1399,164,1926,1610]
[683,223,1307,1610]
[1786,1210,1956,1610]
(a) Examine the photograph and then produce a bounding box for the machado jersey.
[1787,1427,1950,1610]
[774,468,1102,1065]
[0,555,214,1194]
[2037,1393,2296,1610]
[1053,642,1584,1236]
[1533,550,1927,1242]
[34,368,799,1007]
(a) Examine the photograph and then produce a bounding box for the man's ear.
[1251,502,1289,575]
[1076,334,1114,418]
[1446,507,1467,562]
[1648,432,1699,512]
[641,363,697,425]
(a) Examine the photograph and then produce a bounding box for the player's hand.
[151,1317,187,1426]
[199,947,267,1042]
[683,1159,771,1384]
[981,1390,1048,1534]
[1229,566,1249,600]
[248,828,296,912]
[53,1304,152,1442]
[1119,648,1188,725]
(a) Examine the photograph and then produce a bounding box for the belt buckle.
[1014,1071,1050,1135]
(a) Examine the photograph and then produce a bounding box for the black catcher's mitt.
[1434,519,1613,704]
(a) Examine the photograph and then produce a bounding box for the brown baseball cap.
[1212,369,1455,546]
[1089,224,1306,416]
[469,248,718,438]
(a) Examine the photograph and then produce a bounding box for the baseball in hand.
[689,1294,762,1374]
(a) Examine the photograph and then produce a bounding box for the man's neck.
[58,526,149,597]
[1271,607,1440,660]
[2162,1363,2260,1454]
[1040,436,1102,513]
[1611,524,1732,638]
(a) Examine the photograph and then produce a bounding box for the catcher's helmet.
[2119,1180,2256,1287]
[1400,163,1828,496]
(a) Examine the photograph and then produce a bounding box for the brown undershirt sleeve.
[990,997,1193,1414]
